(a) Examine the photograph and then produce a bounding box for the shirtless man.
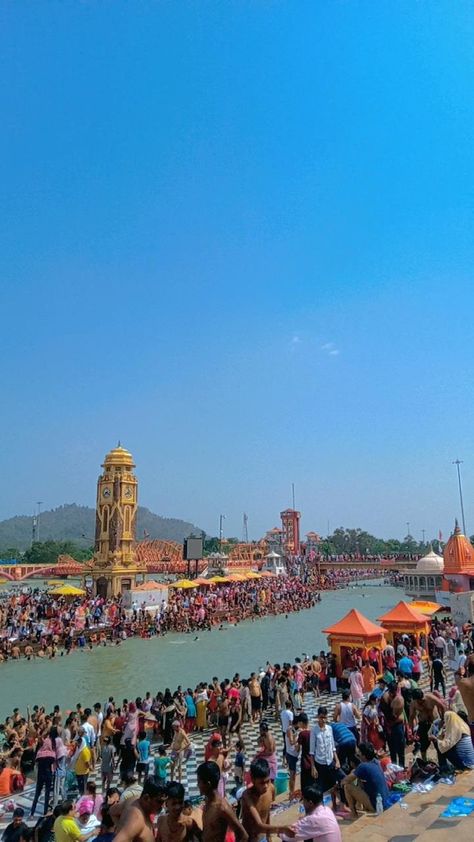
[309,655,322,698]
[217,695,230,747]
[170,721,191,782]
[156,782,201,842]
[240,758,286,842]
[409,689,443,761]
[455,654,474,742]
[197,760,248,842]
[112,779,167,842]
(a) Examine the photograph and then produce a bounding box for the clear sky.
[2,2,474,542]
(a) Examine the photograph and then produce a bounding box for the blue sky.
[2,1,474,541]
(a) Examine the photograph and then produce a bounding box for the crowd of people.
[0,566,382,661]
[1,609,474,841]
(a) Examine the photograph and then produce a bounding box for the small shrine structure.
[378,600,430,659]
[322,608,387,676]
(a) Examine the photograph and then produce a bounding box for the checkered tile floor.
[0,670,441,828]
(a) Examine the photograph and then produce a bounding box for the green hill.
[0,503,202,552]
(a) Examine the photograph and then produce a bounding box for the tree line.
[0,541,94,565]
[0,527,459,565]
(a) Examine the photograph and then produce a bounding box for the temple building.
[440,520,474,595]
[90,444,146,598]
[403,545,444,600]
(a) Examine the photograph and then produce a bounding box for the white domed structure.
[404,545,444,599]
[415,548,444,573]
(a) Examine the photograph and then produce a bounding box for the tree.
[203,537,221,555]
[23,541,93,566]
[324,527,425,556]
[0,547,21,561]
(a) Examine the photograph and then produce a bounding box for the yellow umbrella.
[226,573,247,581]
[49,584,86,597]
[208,575,229,583]
[169,579,197,589]
[245,571,260,579]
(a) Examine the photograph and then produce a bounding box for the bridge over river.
[0,554,416,581]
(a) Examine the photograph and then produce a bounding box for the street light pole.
[453,459,467,536]
[219,514,226,550]
[36,502,43,543]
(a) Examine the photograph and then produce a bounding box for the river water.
[0,580,403,717]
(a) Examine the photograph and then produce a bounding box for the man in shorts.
[249,674,262,724]
[170,721,191,783]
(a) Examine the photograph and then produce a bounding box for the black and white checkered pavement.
[0,669,440,829]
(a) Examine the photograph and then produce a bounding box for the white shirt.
[82,722,95,748]
[309,724,335,765]
[280,708,294,734]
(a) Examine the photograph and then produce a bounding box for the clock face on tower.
[124,486,133,499]
[102,487,111,499]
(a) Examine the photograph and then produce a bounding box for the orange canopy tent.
[323,609,387,677]
[378,601,430,657]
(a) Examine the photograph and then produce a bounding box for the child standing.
[154,745,171,786]
[137,730,151,783]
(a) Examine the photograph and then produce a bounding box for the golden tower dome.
[443,520,474,574]
[102,443,135,468]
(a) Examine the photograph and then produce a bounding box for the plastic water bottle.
[375,795,383,816]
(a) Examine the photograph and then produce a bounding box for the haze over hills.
[0,504,202,551]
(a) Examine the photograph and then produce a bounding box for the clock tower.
[91,444,145,597]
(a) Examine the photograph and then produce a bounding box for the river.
[0,580,403,716]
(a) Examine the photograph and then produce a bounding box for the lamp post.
[453,459,467,536]
[219,514,226,550]
[36,502,43,543]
